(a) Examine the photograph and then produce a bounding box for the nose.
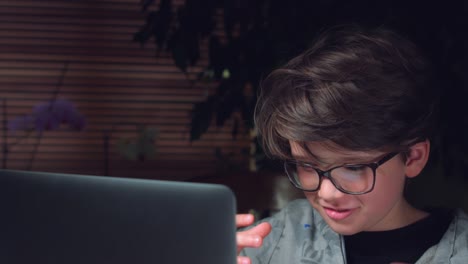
[317,178,345,200]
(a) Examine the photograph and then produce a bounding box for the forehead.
[289,141,384,165]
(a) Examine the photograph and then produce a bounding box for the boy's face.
[289,141,426,235]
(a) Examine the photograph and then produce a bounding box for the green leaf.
[222,69,231,79]
[172,43,187,72]
[116,126,158,161]
[152,0,172,49]
[190,96,215,141]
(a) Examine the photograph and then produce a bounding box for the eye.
[296,162,315,172]
[343,165,367,172]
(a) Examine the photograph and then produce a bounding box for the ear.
[404,139,430,178]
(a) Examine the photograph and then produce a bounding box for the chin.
[325,221,362,236]
[316,209,363,235]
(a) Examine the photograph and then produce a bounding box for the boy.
[236,25,468,264]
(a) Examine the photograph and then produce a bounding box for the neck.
[372,199,429,231]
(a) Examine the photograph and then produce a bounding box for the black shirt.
[344,209,453,264]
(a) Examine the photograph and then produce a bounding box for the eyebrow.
[291,154,331,167]
[291,153,376,167]
[291,143,378,166]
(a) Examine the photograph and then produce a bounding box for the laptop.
[0,169,237,264]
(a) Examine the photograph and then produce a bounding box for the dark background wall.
[0,0,251,181]
[0,0,466,213]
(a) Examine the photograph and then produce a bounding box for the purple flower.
[8,98,86,133]
[8,115,35,132]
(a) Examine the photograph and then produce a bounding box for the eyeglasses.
[284,152,400,195]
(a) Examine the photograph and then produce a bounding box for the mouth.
[323,207,355,220]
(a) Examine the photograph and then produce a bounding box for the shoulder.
[275,199,316,221]
[241,199,343,264]
[265,199,318,233]
[242,199,316,248]
[418,209,468,263]
[454,208,468,224]
[445,209,468,262]
[452,209,468,242]
[240,199,316,263]
[450,209,468,244]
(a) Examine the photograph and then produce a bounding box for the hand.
[236,214,272,264]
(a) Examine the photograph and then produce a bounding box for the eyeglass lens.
[285,162,374,193]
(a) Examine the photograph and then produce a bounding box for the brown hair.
[255,25,439,160]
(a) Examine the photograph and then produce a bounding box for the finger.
[237,256,251,264]
[236,222,272,253]
[242,222,272,238]
[236,214,255,227]
[237,232,263,249]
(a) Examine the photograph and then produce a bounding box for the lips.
[323,207,354,220]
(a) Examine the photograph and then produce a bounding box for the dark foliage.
[134,0,467,176]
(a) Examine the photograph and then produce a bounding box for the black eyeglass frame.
[284,152,401,195]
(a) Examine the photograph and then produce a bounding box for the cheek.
[379,164,407,191]
[303,191,314,200]
[361,166,407,207]
[303,191,318,206]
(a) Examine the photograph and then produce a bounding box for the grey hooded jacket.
[241,199,468,264]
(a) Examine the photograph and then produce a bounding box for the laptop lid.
[0,169,237,264]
